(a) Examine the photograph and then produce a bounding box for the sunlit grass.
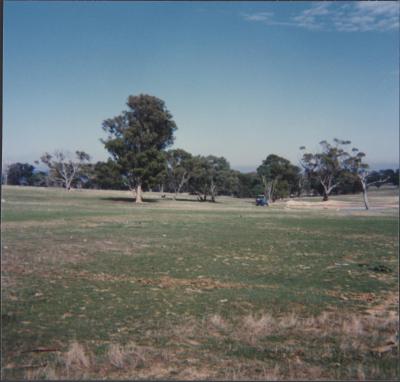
[1,186,398,379]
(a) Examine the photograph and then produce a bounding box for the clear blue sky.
[3,1,399,171]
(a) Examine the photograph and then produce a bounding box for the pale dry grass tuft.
[261,364,281,380]
[357,364,366,380]
[24,368,43,380]
[241,313,275,345]
[209,314,228,331]
[107,343,125,369]
[278,312,298,329]
[342,316,364,336]
[42,366,59,380]
[123,342,147,368]
[172,318,199,343]
[63,342,91,371]
[25,365,59,380]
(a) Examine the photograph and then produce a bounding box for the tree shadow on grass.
[173,197,222,203]
[101,197,159,203]
[101,196,223,204]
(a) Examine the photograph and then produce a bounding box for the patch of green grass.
[1,186,398,380]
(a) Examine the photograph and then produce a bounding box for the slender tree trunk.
[358,176,370,210]
[174,173,188,200]
[322,190,328,201]
[266,184,273,202]
[135,183,143,203]
[172,183,178,200]
[362,185,369,210]
[65,178,72,191]
[210,182,217,202]
[361,176,389,209]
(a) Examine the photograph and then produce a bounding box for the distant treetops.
[3,94,398,207]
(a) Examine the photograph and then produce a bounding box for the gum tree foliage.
[345,148,390,210]
[189,155,238,202]
[30,171,49,187]
[299,139,351,201]
[102,94,177,203]
[257,154,301,202]
[39,150,90,190]
[165,149,193,198]
[367,169,398,188]
[90,160,128,190]
[6,163,35,186]
[235,172,264,198]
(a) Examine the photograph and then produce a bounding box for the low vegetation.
[1,186,398,380]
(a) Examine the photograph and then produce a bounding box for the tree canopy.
[165,149,193,198]
[102,94,177,202]
[6,163,35,186]
[300,139,351,201]
[40,150,90,190]
[188,155,238,202]
[257,154,300,201]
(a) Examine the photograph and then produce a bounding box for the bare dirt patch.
[285,197,398,211]
[286,199,355,210]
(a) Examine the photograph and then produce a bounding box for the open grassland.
[1,186,399,380]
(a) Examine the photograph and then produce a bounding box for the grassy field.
[1,186,399,380]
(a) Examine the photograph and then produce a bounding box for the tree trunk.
[360,179,369,210]
[322,190,328,201]
[210,182,217,202]
[174,173,187,200]
[362,188,369,210]
[65,179,72,191]
[135,183,143,203]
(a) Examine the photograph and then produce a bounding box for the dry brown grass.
[107,343,125,369]
[14,300,400,380]
[14,305,399,380]
[239,313,276,345]
[63,342,91,371]
[260,365,281,381]
[208,313,228,331]
[25,365,58,381]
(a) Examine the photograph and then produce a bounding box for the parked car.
[256,195,269,206]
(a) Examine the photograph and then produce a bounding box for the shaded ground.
[1,186,399,380]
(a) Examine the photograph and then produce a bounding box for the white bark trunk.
[359,176,370,210]
[135,183,143,203]
[362,187,369,210]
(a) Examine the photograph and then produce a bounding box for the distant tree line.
[2,94,399,207]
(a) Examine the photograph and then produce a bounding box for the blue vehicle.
[256,195,269,206]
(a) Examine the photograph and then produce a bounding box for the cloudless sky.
[3,1,399,171]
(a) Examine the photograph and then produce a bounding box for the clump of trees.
[344,147,392,210]
[3,93,398,209]
[300,139,351,201]
[5,163,35,186]
[257,154,301,201]
[165,149,193,199]
[39,150,91,190]
[235,172,263,198]
[188,155,238,202]
[299,138,398,209]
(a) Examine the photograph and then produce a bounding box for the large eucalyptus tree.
[102,94,177,203]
